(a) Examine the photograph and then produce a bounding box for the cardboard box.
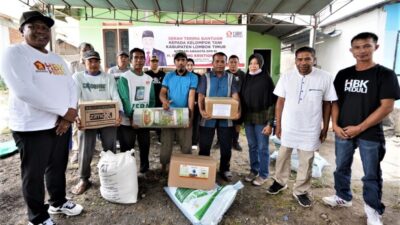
[78,101,119,129]
[205,97,239,119]
[168,154,217,190]
[133,108,189,128]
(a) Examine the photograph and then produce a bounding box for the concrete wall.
[246,31,281,83]
[314,8,387,76]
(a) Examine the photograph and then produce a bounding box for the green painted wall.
[247,31,281,83]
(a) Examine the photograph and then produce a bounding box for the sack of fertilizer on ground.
[270,149,329,178]
[97,149,138,204]
[164,181,244,225]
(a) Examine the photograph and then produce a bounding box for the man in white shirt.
[266,47,337,207]
[0,11,83,225]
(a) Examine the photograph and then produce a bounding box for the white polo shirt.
[273,67,337,151]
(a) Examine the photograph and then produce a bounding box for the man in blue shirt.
[197,52,241,182]
[159,51,198,174]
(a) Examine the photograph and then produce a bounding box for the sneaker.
[191,145,198,150]
[322,195,352,207]
[48,200,83,216]
[232,142,242,151]
[28,218,56,225]
[220,171,233,182]
[252,176,267,186]
[293,193,312,207]
[364,203,383,225]
[244,172,258,182]
[266,180,287,194]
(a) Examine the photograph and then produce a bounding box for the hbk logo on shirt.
[33,60,65,75]
[344,79,369,93]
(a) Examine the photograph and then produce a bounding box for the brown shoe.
[71,179,91,195]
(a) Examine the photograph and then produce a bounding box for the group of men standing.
[1,10,399,225]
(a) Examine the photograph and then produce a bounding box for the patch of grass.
[311,178,330,188]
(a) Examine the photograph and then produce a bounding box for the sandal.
[71,179,91,195]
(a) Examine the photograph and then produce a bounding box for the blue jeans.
[334,136,386,214]
[244,123,270,179]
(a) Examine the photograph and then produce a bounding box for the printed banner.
[129,25,247,68]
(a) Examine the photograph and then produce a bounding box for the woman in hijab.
[240,53,276,186]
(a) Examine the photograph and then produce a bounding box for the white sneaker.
[191,145,198,150]
[28,218,56,225]
[322,195,352,207]
[48,200,83,216]
[364,203,383,225]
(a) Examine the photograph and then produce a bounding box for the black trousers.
[198,126,232,172]
[118,125,150,172]
[192,103,200,146]
[216,126,240,144]
[232,127,240,144]
[12,127,70,224]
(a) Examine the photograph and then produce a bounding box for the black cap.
[142,30,154,38]
[150,55,159,61]
[84,50,101,60]
[174,51,187,60]
[20,11,54,29]
[117,51,129,57]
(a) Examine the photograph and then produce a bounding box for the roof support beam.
[248,0,261,13]
[270,0,286,13]
[179,0,184,12]
[82,0,93,9]
[105,0,115,9]
[295,0,312,14]
[153,0,161,11]
[225,0,233,13]
[61,0,71,8]
[203,0,207,13]
[126,0,138,9]
[279,27,307,39]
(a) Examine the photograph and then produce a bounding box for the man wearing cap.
[69,42,95,164]
[72,50,123,195]
[0,11,83,225]
[107,51,130,81]
[146,55,165,143]
[159,51,198,174]
[197,52,241,182]
[142,30,167,67]
[117,48,155,174]
[69,42,94,74]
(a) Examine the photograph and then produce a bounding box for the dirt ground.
[0,90,399,225]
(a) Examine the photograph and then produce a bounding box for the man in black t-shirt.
[146,55,165,107]
[227,55,245,151]
[322,32,400,225]
[146,55,165,142]
[187,58,202,148]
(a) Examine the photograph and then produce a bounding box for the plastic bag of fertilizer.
[164,181,244,225]
[97,149,138,204]
[270,150,329,178]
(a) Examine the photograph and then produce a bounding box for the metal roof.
[37,0,334,15]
